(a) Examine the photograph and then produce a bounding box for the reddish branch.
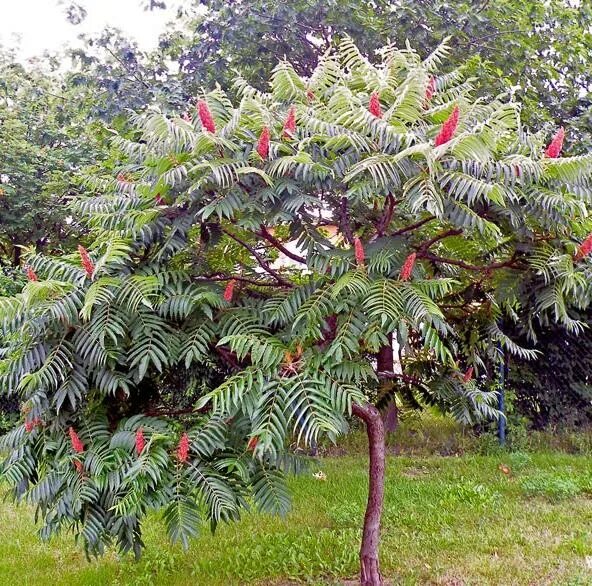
[215,345,242,369]
[391,216,435,237]
[193,274,283,288]
[375,194,397,236]
[256,225,307,264]
[418,251,519,272]
[221,227,293,287]
[417,229,463,252]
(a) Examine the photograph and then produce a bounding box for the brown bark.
[377,337,398,433]
[376,336,394,372]
[352,402,386,586]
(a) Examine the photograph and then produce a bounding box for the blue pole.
[498,347,506,447]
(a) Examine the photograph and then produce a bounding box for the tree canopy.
[2,36,592,583]
[0,50,106,266]
[163,0,592,146]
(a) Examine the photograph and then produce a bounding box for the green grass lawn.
[2,452,592,585]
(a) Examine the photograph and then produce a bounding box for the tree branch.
[145,405,210,417]
[256,225,307,264]
[418,251,519,272]
[221,227,293,287]
[391,216,435,237]
[340,197,355,244]
[375,194,397,237]
[192,274,283,288]
[417,229,463,252]
[376,371,428,391]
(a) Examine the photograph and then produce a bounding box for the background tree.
[160,0,592,147]
[0,49,105,266]
[3,38,592,585]
[504,308,592,429]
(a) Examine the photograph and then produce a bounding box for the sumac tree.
[2,39,592,585]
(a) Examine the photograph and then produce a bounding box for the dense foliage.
[162,0,592,146]
[1,37,592,575]
[0,51,105,267]
[506,309,592,429]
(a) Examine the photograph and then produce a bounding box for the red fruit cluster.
[247,436,259,451]
[257,126,271,158]
[224,279,236,302]
[575,233,592,261]
[26,266,38,282]
[424,77,436,106]
[78,245,94,278]
[197,100,216,133]
[177,433,190,462]
[135,427,145,455]
[353,237,365,266]
[400,252,417,281]
[283,106,297,139]
[25,418,41,433]
[545,127,565,158]
[68,427,84,453]
[434,105,460,147]
[369,92,382,118]
[462,367,474,383]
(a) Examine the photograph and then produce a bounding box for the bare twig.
[221,227,293,287]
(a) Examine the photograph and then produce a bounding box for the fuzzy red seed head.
[197,99,216,133]
[575,233,592,261]
[257,126,271,159]
[26,266,38,282]
[283,106,297,139]
[177,432,190,462]
[400,252,417,281]
[462,367,474,383]
[434,105,460,147]
[247,436,259,451]
[545,127,565,159]
[223,279,236,302]
[25,417,42,433]
[74,460,84,474]
[135,427,145,455]
[424,76,437,106]
[369,92,382,118]
[78,245,94,278]
[353,237,365,266]
[68,427,84,453]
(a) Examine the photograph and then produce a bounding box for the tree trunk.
[12,245,21,267]
[377,336,398,433]
[352,402,386,586]
[376,336,394,373]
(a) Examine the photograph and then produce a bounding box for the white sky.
[0,0,179,58]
